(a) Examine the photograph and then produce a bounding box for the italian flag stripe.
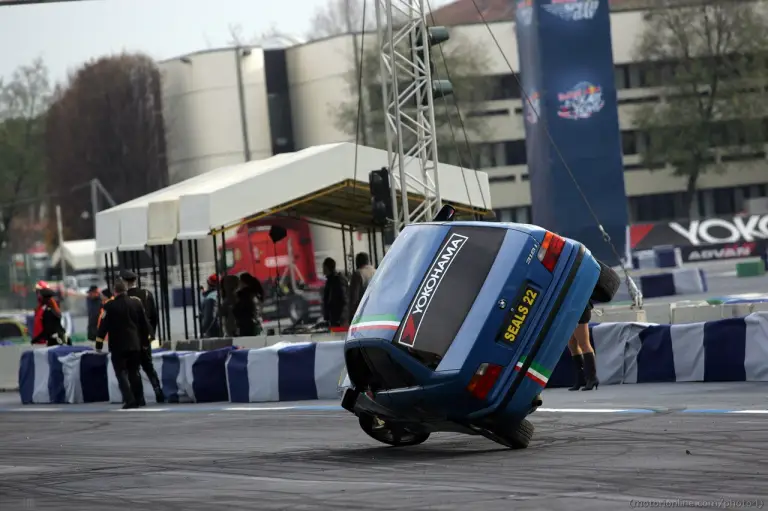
[349,315,401,331]
[514,356,551,386]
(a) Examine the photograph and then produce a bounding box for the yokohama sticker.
[669,214,768,246]
[397,233,468,348]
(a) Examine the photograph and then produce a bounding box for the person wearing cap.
[200,274,221,338]
[96,281,151,409]
[31,288,69,346]
[120,270,164,403]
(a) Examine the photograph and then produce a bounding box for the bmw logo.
[498,299,507,309]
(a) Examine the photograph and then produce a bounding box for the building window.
[614,65,629,89]
[629,193,682,223]
[712,187,737,216]
[621,130,638,156]
[488,73,521,100]
[504,140,527,166]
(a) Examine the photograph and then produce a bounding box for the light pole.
[235,46,252,162]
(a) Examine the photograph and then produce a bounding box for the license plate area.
[496,282,540,345]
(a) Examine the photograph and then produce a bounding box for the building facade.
[158,8,768,225]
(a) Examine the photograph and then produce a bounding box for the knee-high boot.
[569,354,585,391]
[581,351,599,391]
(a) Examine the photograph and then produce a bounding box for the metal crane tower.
[374,0,453,235]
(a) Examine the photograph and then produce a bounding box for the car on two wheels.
[341,220,619,449]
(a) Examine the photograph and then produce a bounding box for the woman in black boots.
[568,304,599,391]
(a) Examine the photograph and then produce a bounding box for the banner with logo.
[515,0,628,265]
[630,213,768,263]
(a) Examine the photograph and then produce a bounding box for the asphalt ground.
[2,383,768,510]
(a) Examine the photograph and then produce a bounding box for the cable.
[350,0,368,218]
[424,0,489,218]
[465,0,641,304]
[0,179,94,209]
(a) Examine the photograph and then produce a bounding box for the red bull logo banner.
[515,0,628,265]
[557,82,605,120]
[542,0,599,21]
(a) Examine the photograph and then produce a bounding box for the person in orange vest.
[31,281,49,345]
[31,288,69,346]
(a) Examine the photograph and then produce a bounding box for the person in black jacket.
[96,281,151,409]
[321,258,347,327]
[121,270,164,403]
[86,285,102,341]
[233,272,264,336]
[31,288,69,346]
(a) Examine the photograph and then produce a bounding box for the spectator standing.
[233,273,263,336]
[96,281,151,409]
[31,281,49,345]
[321,257,348,327]
[220,275,240,337]
[349,252,376,319]
[200,275,221,338]
[86,285,102,341]
[121,270,165,403]
[31,288,69,346]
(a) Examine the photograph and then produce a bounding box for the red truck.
[221,216,371,326]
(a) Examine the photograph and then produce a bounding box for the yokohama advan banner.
[630,213,768,263]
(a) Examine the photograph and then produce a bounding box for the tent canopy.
[51,239,112,271]
[96,142,492,252]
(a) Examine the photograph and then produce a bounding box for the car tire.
[590,260,620,303]
[358,414,430,447]
[489,418,535,449]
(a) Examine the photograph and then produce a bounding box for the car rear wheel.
[358,414,430,447]
[487,418,535,449]
[591,260,620,303]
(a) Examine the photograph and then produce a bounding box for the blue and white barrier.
[17,313,768,406]
[226,341,345,403]
[547,312,768,387]
[639,268,707,298]
[106,351,194,404]
[18,346,90,404]
[60,352,110,404]
[180,346,237,403]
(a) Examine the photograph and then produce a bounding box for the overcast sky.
[0,0,366,83]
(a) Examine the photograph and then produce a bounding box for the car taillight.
[467,363,503,400]
[538,231,565,272]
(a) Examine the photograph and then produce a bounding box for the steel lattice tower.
[374,0,449,234]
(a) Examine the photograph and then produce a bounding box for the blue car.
[340,215,619,449]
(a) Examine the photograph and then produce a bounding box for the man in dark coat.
[121,270,164,403]
[321,257,347,327]
[86,285,102,341]
[96,281,151,409]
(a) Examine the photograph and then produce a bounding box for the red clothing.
[32,301,45,344]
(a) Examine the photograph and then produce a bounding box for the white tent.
[51,239,113,271]
[95,142,492,252]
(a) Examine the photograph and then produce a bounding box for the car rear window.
[394,226,507,368]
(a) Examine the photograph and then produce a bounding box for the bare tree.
[334,29,493,167]
[307,0,376,39]
[0,58,51,252]
[632,0,768,217]
[45,53,169,240]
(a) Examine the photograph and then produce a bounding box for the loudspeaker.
[269,225,287,243]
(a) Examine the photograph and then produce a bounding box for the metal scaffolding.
[374,0,443,235]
